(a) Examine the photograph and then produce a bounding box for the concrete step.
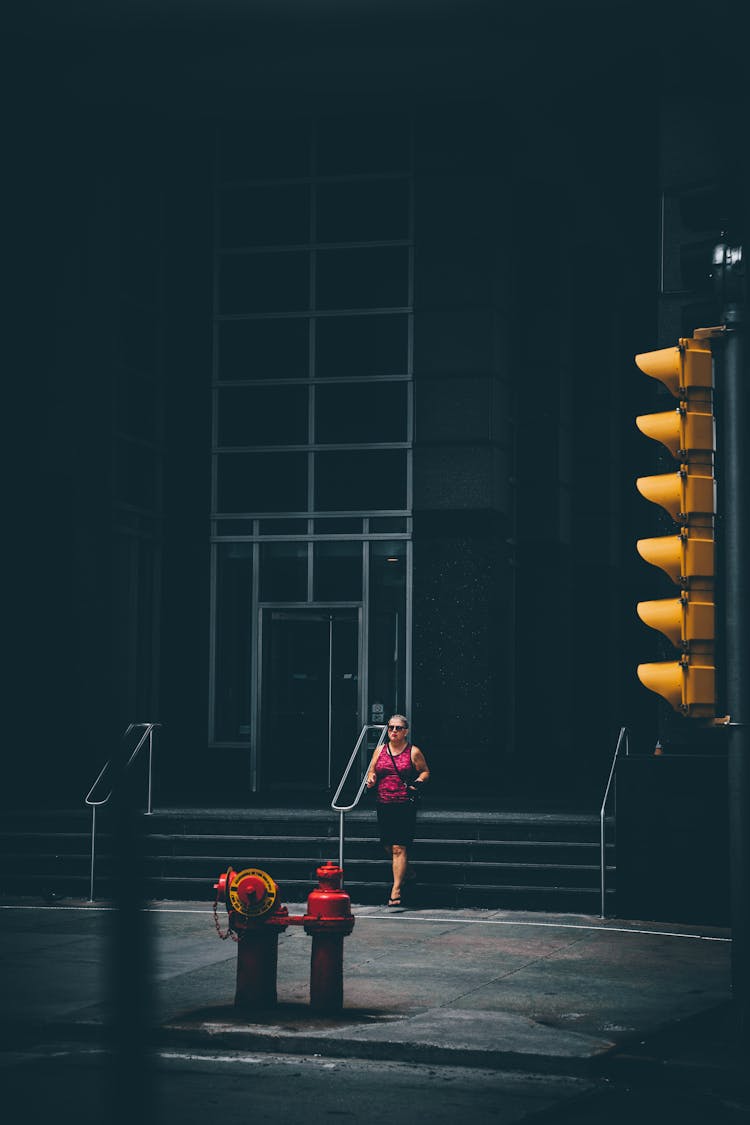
[1,830,612,866]
[1,807,612,843]
[0,806,615,912]
[0,868,616,913]
[1,849,615,887]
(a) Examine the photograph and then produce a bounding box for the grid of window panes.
[209,115,413,747]
[212,113,413,520]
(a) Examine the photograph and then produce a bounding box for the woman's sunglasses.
[388,724,406,731]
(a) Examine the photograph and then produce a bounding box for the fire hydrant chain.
[213,894,239,942]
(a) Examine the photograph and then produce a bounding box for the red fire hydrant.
[304,862,355,1013]
[213,861,355,1013]
[213,866,290,1009]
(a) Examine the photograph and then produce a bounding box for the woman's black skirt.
[376,800,417,847]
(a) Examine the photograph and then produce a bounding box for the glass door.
[260,609,360,791]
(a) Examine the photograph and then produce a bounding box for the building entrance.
[260,608,360,792]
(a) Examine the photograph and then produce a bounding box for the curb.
[158,1021,613,1077]
[1,1014,614,1079]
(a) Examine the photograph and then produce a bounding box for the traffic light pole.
[714,241,750,1038]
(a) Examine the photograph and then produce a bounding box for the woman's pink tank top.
[375,744,413,803]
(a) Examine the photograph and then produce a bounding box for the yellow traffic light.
[637,658,716,717]
[634,333,717,719]
[635,337,712,395]
[637,593,715,647]
[636,531,714,584]
[635,467,715,523]
[636,407,714,460]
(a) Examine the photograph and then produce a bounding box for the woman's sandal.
[388,897,402,908]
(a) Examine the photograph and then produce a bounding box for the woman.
[365,714,430,908]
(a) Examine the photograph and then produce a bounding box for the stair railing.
[331,724,387,879]
[84,722,160,902]
[600,725,628,918]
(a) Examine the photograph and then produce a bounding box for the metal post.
[599,727,625,918]
[599,810,606,919]
[328,616,334,790]
[146,727,153,815]
[714,241,750,1037]
[89,805,97,903]
[339,810,345,878]
[601,730,627,918]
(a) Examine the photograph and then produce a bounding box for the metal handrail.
[599,725,628,918]
[84,722,160,902]
[331,723,387,877]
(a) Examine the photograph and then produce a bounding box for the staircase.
[0,806,615,913]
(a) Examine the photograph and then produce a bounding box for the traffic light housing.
[634,334,717,718]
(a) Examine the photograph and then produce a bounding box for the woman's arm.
[410,745,430,783]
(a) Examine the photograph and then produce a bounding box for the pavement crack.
[438,933,593,1008]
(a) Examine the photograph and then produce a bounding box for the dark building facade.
[8,2,746,814]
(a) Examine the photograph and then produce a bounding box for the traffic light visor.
[636,472,683,522]
[637,598,683,647]
[636,411,681,458]
[635,347,682,397]
[637,661,683,710]
[636,535,682,582]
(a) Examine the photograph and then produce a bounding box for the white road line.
[364,915,731,941]
[0,903,730,941]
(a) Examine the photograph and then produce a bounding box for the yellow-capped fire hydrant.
[213,861,355,1013]
[213,866,290,1008]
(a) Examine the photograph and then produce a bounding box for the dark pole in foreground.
[109,736,155,1125]
[714,241,750,1038]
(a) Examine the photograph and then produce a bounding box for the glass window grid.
[212,129,414,395]
[209,117,414,759]
[210,389,414,517]
[211,516,412,538]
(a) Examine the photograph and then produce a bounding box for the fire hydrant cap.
[237,874,268,904]
[316,861,343,883]
[305,861,354,929]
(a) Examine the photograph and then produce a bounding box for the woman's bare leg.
[390,844,408,901]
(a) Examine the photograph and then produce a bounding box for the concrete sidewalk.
[0,896,740,1085]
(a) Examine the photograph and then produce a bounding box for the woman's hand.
[366,773,377,789]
